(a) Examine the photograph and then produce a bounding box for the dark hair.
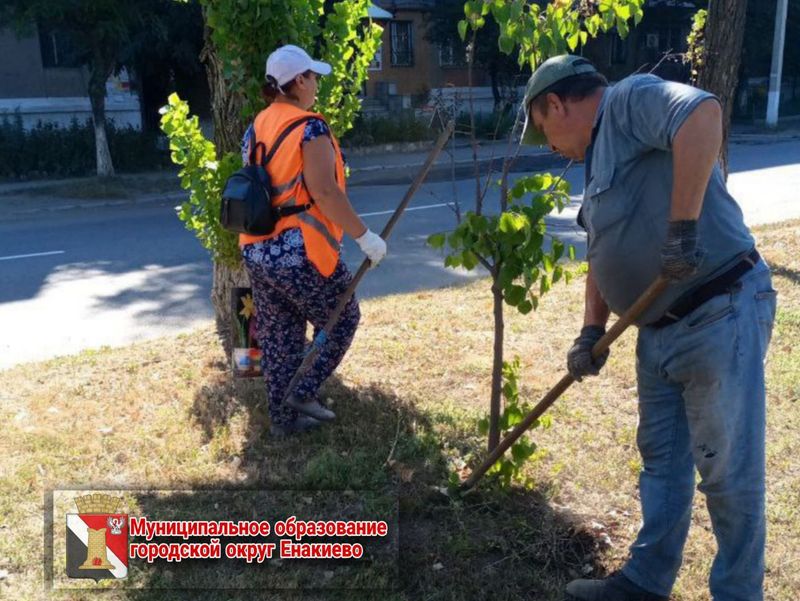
[530,72,609,116]
[261,69,314,103]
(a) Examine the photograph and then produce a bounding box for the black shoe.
[565,571,668,601]
[284,395,336,422]
[269,415,324,437]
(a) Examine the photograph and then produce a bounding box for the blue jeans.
[622,261,776,601]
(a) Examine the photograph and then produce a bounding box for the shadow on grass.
[120,372,607,600]
[771,264,800,286]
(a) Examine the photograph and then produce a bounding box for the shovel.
[460,276,670,492]
[279,120,456,409]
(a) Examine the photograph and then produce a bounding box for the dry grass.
[1,220,798,601]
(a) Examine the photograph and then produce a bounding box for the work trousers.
[242,228,360,426]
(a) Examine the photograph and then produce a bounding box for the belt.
[648,248,761,329]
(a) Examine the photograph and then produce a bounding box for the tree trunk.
[489,282,504,452]
[212,261,250,356]
[201,25,248,159]
[696,0,748,179]
[88,55,115,178]
[489,58,501,111]
[201,23,251,342]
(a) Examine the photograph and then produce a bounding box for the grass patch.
[1,221,798,600]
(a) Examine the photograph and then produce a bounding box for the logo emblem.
[66,494,128,581]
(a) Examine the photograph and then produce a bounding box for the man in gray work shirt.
[521,55,777,601]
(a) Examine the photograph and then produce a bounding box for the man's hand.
[567,325,609,381]
[661,220,704,281]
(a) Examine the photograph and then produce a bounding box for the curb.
[2,192,187,218]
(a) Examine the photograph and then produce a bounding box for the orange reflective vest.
[239,103,346,277]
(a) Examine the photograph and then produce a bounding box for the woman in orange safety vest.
[240,45,387,437]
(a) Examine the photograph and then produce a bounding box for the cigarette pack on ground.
[231,287,262,378]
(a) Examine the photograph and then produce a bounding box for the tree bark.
[201,26,248,159]
[489,282,504,452]
[212,261,250,355]
[696,0,748,179]
[201,24,251,344]
[489,58,501,111]
[88,52,116,178]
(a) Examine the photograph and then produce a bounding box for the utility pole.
[766,0,789,127]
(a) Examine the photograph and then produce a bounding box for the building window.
[390,21,413,67]
[38,23,81,68]
[369,42,383,71]
[438,40,465,67]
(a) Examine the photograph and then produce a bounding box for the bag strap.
[251,116,317,213]
[262,116,313,166]
[247,125,263,166]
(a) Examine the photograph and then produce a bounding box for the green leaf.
[499,212,526,233]
[478,417,489,436]
[511,440,533,463]
[517,299,533,315]
[614,4,631,19]
[567,31,580,50]
[461,250,479,270]
[498,34,514,55]
[504,285,527,306]
[506,405,524,428]
[458,19,468,41]
[427,232,446,249]
[444,254,462,268]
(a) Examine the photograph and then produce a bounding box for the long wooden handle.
[279,121,456,406]
[460,276,670,491]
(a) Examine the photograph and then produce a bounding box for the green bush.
[0,114,171,179]
[340,110,436,147]
[457,108,516,140]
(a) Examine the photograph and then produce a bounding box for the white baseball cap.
[265,45,332,87]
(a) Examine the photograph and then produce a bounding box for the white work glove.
[355,229,387,268]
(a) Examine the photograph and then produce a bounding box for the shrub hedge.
[0,114,171,179]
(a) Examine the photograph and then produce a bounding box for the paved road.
[1,140,798,369]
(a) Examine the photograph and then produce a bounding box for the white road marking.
[359,202,452,218]
[0,250,65,262]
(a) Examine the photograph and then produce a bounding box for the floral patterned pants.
[241,228,360,426]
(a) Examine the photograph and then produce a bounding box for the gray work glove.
[661,220,704,282]
[567,325,609,382]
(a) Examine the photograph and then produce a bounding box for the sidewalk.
[1,126,798,218]
[0,139,564,218]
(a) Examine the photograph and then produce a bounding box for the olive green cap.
[520,54,598,146]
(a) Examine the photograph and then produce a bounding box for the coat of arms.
[66,494,128,581]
